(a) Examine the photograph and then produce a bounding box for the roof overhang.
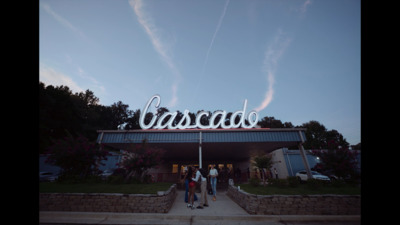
[96,128,306,161]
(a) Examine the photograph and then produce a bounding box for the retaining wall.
[39,184,177,213]
[226,185,360,215]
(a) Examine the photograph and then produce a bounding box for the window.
[172,164,178,174]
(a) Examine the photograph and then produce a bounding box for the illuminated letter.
[154,111,178,129]
[139,95,161,129]
[230,99,248,128]
[176,110,195,129]
[209,110,227,129]
[196,111,210,129]
[243,110,259,128]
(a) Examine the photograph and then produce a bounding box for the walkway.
[40,190,360,225]
[167,190,249,216]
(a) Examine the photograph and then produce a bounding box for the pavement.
[39,190,361,225]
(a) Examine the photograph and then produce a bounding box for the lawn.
[237,183,361,195]
[39,182,174,194]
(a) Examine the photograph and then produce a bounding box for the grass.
[237,183,361,195]
[39,182,174,194]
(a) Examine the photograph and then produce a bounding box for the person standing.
[209,164,218,201]
[183,166,198,204]
[192,167,208,209]
[274,168,278,179]
[188,166,197,209]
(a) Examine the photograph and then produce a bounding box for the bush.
[287,176,300,188]
[45,133,109,179]
[249,177,261,187]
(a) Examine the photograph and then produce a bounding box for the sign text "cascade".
[139,95,259,130]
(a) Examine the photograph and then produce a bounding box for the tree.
[39,82,135,152]
[301,121,349,150]
[351,142,361,150]
[312,140,359,181]
[301,120,327,149]
[124,109,142,129]
[45,132,109,179]
[252,155,273,186]
[325,129,349,148]
[258,116,294,128]
[118,139,165,183]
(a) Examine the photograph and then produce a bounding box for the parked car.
[295,170,330,182]
[317,169,339,181]
[39,171,58,182]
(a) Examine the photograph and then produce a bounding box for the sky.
[39,0,361,145]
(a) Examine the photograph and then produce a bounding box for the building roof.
[96,128,306,161]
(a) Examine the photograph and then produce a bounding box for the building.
[96,128,314,185]
[269,148,361,180]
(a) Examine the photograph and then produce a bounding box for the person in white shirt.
[192,167,208,209]
[208,164,218,201]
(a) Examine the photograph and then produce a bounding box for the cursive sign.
[139,94,259,130]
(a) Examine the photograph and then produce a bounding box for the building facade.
[96,128,313,184]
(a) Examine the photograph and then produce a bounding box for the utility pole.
[199,131,202,168]
[298,130,313,180]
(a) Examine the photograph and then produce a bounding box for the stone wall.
[227,185,360,215]
[39,184,177,213]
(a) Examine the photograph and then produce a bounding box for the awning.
[96,128,307,162]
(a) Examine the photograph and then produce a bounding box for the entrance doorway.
[173,162,244,190]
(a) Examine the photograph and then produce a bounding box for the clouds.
[254,29,291,113]
[129,0,181,108]
[41,2,89,42]
[39,64,84,93]
[254,0,311,112]
[39,60,106,100]
[300,0,312,14]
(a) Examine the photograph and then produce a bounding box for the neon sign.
[139,94,259,130]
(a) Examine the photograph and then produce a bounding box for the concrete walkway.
[40,190,360,225]
[168,190,249,216]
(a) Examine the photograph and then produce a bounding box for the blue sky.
[39,0,360,145]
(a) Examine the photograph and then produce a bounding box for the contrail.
[202,0,230,74]
[254,29,291,112]
[129,0,181,107]
[194,0,230,99]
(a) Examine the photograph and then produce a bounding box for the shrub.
[45,133,109,179]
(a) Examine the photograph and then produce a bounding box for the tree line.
[39,82,359,154]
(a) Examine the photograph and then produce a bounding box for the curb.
[40,211,360,224]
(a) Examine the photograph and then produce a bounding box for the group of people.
[182,164,218,209]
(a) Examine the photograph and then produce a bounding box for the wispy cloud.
[129,0,181,107]
[39,63,85,93]
[41,2,89,41]
[254,29,291,112]
[300,0,312,14]
[254,0,310,112]
[76,66,106,93]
